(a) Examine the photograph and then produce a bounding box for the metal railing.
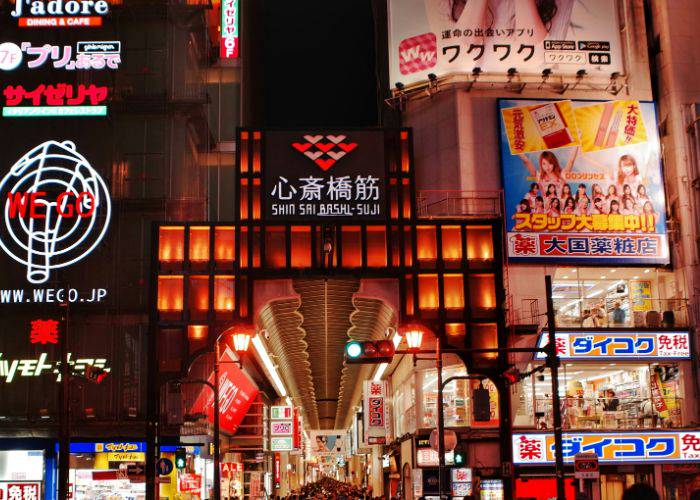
[553,297,689,328]
[533,396,684,430]
[417,190,502,219]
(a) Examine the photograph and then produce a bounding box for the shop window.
[466,226,493,262]
[392,374,416,436]
[188,276,209,320]
[441,226,462,263]
[265,226,286,268]
[214,226,235,265]
[214,276,235,313]
[417,226,437,263]
[158,227,184,263]
[367,226,387,267]
[157,276,183,311]
[443,274,465,309]
[341,226,362,268]
[291,226,312,267]
[417,365,470,428]
[418,274,439,310]
[189,226,210,263]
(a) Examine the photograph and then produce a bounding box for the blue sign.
[157,458,174,475]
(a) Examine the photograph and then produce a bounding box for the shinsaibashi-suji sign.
[263,131,386,221]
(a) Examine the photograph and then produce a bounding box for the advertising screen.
[499,99,669,264]
[388,0,623,87]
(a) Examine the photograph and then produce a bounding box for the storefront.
[157,445,213,500]
[0,443,51,500]
[68,442,147,499]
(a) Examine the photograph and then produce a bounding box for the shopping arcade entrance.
[147,128,507,495]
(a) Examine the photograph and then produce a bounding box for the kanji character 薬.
[30,319,59,344]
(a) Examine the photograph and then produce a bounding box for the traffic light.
[503,366,521,385]
[472,386,491,422]
[453,444,466,466]
[175,447,186,470]
[84,364,109,384]
[344,340,395,364]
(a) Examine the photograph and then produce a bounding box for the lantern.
[401,324,425,351]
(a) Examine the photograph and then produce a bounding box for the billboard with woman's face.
[499,99,669,265]
[389,0,624,87]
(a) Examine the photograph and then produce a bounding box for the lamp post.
[181,325,253,500]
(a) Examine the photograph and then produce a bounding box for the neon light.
[3,105,107,117]
[0,140,111,284]
[252,335,287,397]
[12,0,109,28]
[220,0,239,59]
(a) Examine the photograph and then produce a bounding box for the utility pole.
[58,303,70,500]
[436,337,445,499]
[545,275,566,500]
[214,342,221,500]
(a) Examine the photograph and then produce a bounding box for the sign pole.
[436,336,445,499]
[214,342,221,500]
[545,275,566,500]
[58,302,70,500]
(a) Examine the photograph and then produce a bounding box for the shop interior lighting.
[600,275,606,279]
[610,269,616,273]
[606,280,625,291]
[252,335,287,397]
[644,269,651,273]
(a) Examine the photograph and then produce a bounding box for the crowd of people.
[279,477,374,499]
[515,150,657,221]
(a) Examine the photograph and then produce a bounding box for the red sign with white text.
[0,482,41,500]
[190,347,259,434]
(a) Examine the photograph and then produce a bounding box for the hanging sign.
[220,0,239,59]
[535,331,691,359]
[363,380,388,445]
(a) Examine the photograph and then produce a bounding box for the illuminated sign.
[11,0,109,28]
[29,318,59,344]
[3,84,109,118]
[263,131,386,220]
[0,140,111,284]
[0,41,121,71]
[0,352,110,382]
[0,482,41,500]
[513,431,700,465]
[363,380,388,445]
[271,421,293,436]
[271,437,293,451]
[535,331,691,359]
[220,0,239,59]
[270,405,292,420]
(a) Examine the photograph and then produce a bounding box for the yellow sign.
[501,100,579,154]
[574,101,648,153]
[107,452,145,462]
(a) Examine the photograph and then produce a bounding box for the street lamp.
[401,324,425,351]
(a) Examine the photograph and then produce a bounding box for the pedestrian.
[621,483,660,500]
[612,301,626,325]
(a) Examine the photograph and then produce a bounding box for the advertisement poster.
[500,99,669,264]
[310,431,348,457]
[631,280,653,312]
[363,380,389,445]
[190,347,259,434]
[388,0,623,87]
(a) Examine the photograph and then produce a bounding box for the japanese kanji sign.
[513,431,700,465]
[220,0,239,59]
[363,380,388,445]
[535,331,691,360]
[262,130,386,220]
[500,99,669,265]
[0,482,41,500]
[388,0,623,87]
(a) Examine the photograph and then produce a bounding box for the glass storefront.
[514,362,685,430]
[0,450,45,500]
[69,442,146,500]
[551,267,687,328]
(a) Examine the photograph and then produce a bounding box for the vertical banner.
[220,0,240,59]
[363,380,389,445]
[500,99,669,265]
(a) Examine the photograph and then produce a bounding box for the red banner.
[190,347,259,434]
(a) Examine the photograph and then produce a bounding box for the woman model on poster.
[518,147,578,197]
[426,0,576,66]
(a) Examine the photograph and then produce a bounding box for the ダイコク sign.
[11,0,110,27]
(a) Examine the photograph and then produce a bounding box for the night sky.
[261,0,380,128]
